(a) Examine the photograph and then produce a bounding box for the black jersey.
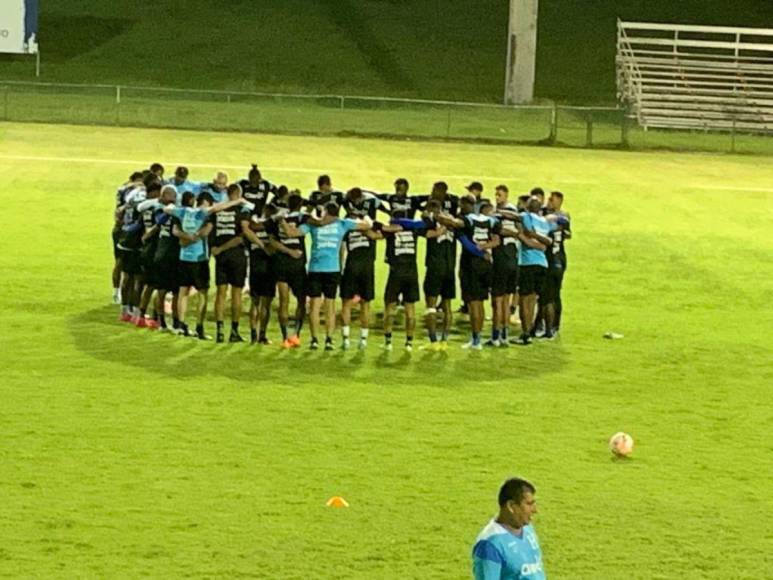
[543,209,570,268]
[247,215,272,262]
[493,203,519,261]
[385,229,420,270]
[423,217,456,271]
[308,190,344,214]
[117,201,144,251]
[434,194,460,216]
[239,179,276,215]
[343,192,381,220]
[213,206,247,248]
[344,227,377,266]
[267,211,307,257]
[154,213,180,262]
[459,213,499,263]
[377,193,425,219]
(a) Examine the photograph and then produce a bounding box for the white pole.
[505,0,538,105]
[35,51,40,77]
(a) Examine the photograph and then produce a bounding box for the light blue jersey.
[472,520,545,580]
[171,207,210,262]
[168,180,202,205]
[518,212,555,268]
[299,218,358,273]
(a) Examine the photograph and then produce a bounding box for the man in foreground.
[472,477,545,580]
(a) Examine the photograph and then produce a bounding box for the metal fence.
[0,80,771,154]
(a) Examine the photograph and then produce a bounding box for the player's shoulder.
[474,519,509,544]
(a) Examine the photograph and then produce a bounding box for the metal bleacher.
[616,20,773,133]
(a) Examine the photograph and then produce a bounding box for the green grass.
[2,1,772,103]
[1,122,772,578]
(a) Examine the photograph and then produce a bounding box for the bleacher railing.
[1,79,772,154]
[617,20,773,134]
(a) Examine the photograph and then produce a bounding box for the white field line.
[0,153,596,185]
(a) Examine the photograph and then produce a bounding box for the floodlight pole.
[504,0,538,105]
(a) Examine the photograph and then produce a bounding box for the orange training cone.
[326,496,349,508]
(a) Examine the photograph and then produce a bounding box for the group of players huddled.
[112,163,571,351]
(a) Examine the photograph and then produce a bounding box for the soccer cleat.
[404,342,413,352]
[517,333,532,346]
[382,342,393,351]
[324,341,334,352]
[289,335,301,347]
[136,317,148,328]
[342,338,350,351]
[310,339,320,351]
[358,339,368,350]
[483,338,501,347]
[145,319,160,330]
[461,341,474,349]
[538,331,555,341]
[498,338,510,348]
[197,331,212,341]
[471,342,483,351]
[281,338,294,349]
[258,337,272,345]
[119,312,132,323]
[229,332,245,343]
[216,333,225,344]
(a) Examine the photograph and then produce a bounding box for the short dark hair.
[150,162,165,174]
[227,183,242,197]
[288,194,304,211]
[495,184,509,193]
[530,187,545,198]
[175,166,189,179]
[317,174,331,188]
[146,181,162,195]
[181,191,196,207]
[550,191,564,201]
[518,195,530,205]
[394,178,409,189]
[432,181,448,194]
[325,201,340,216]
[142,172,161,189]
[130,171,144,182]
[498,478,536,507]
[347,187,363,200]
[197,191,214,206]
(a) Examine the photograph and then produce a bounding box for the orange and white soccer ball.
[609,432,634,457]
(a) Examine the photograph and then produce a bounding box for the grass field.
[1,122,772,578]
[2,1,772,103]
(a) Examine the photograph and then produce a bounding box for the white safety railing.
[616,20,773,132]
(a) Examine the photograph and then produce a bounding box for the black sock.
[280,324,288,340]
[259,329,266,340]
[216,321,224,335]
[406,335,413,344]
[139,308,146,317]
[251,328,258,341]
[173,317,180,329]
[325,335,333,344]
[196,323,204,336]
[231,321,239,334]
[180,322,189,335]
[159,314,167,328]
[385,332,392,344]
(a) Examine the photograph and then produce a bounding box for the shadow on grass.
[70,306,567,388]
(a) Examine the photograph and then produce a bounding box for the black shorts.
[112,228,121,259]
[518,265,546,296]
[154,255,180,292]
[341,262,375,301]
[141,246,157,286]
[385,267,420,304]
[120,249,142,275]
[215,248,247,287]
[491,258,518,297]
[307,272,340,299]
[249,257,276,298]
[423,265,456,300]
[179,260,210,291]
[275,255,306,297]
[539,266,564,306]
[460,258,492,302]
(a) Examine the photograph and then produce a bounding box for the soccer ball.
[609,432,634,457]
